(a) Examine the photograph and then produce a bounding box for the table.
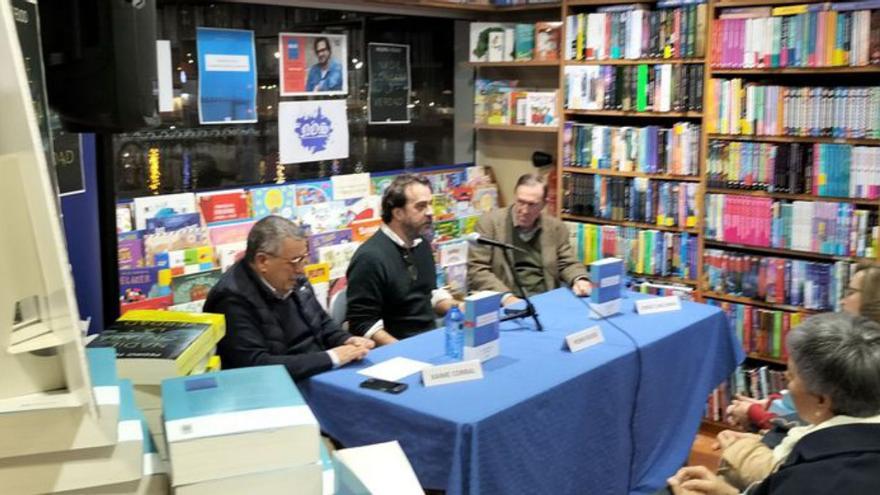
[301,289,743,495]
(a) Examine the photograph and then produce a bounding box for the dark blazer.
[748,423,880,495]
[203,260,352,381]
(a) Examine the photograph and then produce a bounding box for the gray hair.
[515,173,548,199]
[787,312,880,417]
[245,215,306,263]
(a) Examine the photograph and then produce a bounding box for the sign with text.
[278,99,349,164]
[368,43,410,124]
[635,296,682,315]
[279,33,348,96]
[52,132,84,196]
[422,360,483,387]
[565,326,605,353]
[196,27,257,124]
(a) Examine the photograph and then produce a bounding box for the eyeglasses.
[266,252,310,267]
[515,198,545,210]
[402,250,418,281]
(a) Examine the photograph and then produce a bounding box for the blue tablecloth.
[301,289,744,495]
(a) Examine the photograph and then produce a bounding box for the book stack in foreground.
[161,366,324,494]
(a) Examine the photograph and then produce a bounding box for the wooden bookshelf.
[705,188,880,207]
[474,124,560,133]
[708,133,880,147]
[704,239,877,264]
[565,109,703,118]
[367,0,562,13]
[631,274,700,286]
[567,0,653,5]
[714,0,830,7]
[746,353,787,366]
[702,291,823,315]
[469,60,561,67]
[563,167,701,182]
[711,65,880,76]
[560,213,700,234]
[564,58,705,66]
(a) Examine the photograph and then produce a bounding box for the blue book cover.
[249,184,297,220]
[145,213,202,234]
[463,291,502,348]
[119,379,140,423]
[161,365,308,423]
[86,347,119,388]
[590,257,624,304]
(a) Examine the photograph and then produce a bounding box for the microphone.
[465,232,527,254]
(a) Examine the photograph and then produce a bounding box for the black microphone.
[465,232,527,254]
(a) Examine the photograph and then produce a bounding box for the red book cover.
[775,258,786,305]
[120,295,173,315]
[781,312,791,360]
[198,191,249,224]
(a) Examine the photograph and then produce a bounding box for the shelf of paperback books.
[565,109,704,118]
[702,291,823,315]
[712,66,880,75]
[567,0,664,6]
[560,213,701,234]
[635,274,701,286]
[564,58,706,65]
[563,167,702,182]
[475,123,560,132]
[713,0,848,9]
[705,188,880,206]
[707,134,880,147]
[704,240,878,264]
[469,60,561,67]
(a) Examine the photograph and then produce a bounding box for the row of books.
[474,80,559,126]
[468,21,561,63]
[705,365,788,422]
[561,173,699,228]
[704,248,854,310]
[565,222,699,279]
[712,4,880,69]
[563,121,701,176]
[564,64,704,113]
[564,4,707,61]
[707,299,807,360]
[631,279,696,300]
[707,140,880,199]
[706,81,880,138]
[705,194,879,258]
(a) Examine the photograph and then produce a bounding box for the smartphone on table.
[359,378,408,394]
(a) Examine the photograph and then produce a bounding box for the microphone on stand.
[465,232,527,254]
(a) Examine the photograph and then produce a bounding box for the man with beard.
[346,174,460,345]
[305,36,343,92]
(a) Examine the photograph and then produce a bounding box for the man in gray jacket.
[467,173,591,307]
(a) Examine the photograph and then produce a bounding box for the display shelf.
[565,58,704,66]
[560,213,700,234]
[704,239,877,264]
[474,124,560,133]
[707,133,880,147]
[702,291,823,315]
[565,109,703,118]
[705,188,880,207]
[563,167,701,182]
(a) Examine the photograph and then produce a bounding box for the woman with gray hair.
[667,312,880,495]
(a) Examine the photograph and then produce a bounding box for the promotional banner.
[279,33,348,96]
[368,43,411,124]
[196,27,257,124]
[278,100,349,164]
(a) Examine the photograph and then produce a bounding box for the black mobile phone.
[359,378,408,394]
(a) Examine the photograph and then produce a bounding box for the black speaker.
[532,151,553,167]
[39,0,159,132]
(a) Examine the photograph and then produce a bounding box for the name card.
[422,360,484,388]
[635,296,682,315]
[565,326,605,353]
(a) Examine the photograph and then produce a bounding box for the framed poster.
[279,33,348,96]
[368,43,410,124]
[278,99,349,164]
[196,27,257,125]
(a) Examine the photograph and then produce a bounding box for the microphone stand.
[498,247,544,332]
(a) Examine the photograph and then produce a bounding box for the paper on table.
[357,357,432,382]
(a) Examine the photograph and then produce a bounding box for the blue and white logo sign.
[279,100,349,164]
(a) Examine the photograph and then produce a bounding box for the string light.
[148,147,161,193]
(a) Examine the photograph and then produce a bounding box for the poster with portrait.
[279,33,348,96]
[196,27,258,125]
[278,100,349,164]
[368,43,411,124]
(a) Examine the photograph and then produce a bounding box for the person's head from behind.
[314,37,332,66]
[785,312,880,425]
[513,173,547,230]
[245,216,309,294]
[843,263,880,321]
[381,174,433,242]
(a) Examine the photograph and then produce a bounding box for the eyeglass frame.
[263,252,310,267]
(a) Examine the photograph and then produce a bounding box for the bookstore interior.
[1,0,879,493]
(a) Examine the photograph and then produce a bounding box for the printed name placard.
[565,325,605,353]
[635,296,682,315]
[422,360,484,388]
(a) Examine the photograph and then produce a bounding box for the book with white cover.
[161,365,320,486]
[334,441,422,495]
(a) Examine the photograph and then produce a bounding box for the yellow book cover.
[304,262,331,285]
[119,311,225,376]
[576,13,585,61]
[771,5,809,16]
[825,11,836,66]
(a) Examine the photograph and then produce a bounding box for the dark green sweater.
[345,229,438,339]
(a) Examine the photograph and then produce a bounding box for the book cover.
[308,229,354,264]
[249,184,297,219]
[515,23,535,61]
[371,174,397,196]
[318,241,361,280]
[350,218,382,242]
[143,226,211,266]
[472,186,499,214]
[116,204,133,233]
[459,215,480,235]
[298,201,351,233]
[444,263,468,296]
[120,267,170,301]
[215,241,247,272]
[590,257,624,304]
[208,220,255,246]
[331,173,371,201]
[197,189,250,224]
[526,91,559,126]
[88,320,212,361]
[469,22,509,62]
[432,193,454,221]
[145,212,202,234]
[118,238,144,270]
[133,193,198,231]
[120,295,174,314]
[170,269,222,305]
[535,21,562,61]
[295,180,333,205]
[438,240,468,267]
[462,290,502,361]
[433,219,462,243]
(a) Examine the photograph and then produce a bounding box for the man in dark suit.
[204,215,373,381]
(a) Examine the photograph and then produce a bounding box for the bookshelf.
[563,167,703,182]
[475,123,560,132]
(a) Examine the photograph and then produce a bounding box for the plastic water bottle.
[444,306,464,360]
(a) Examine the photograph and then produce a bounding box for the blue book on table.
[590,257,624,304]
[462,291,502,361]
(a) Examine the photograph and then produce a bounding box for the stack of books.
[161,366,324,494]
[0,348,168,493]
[87,310,225,461]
